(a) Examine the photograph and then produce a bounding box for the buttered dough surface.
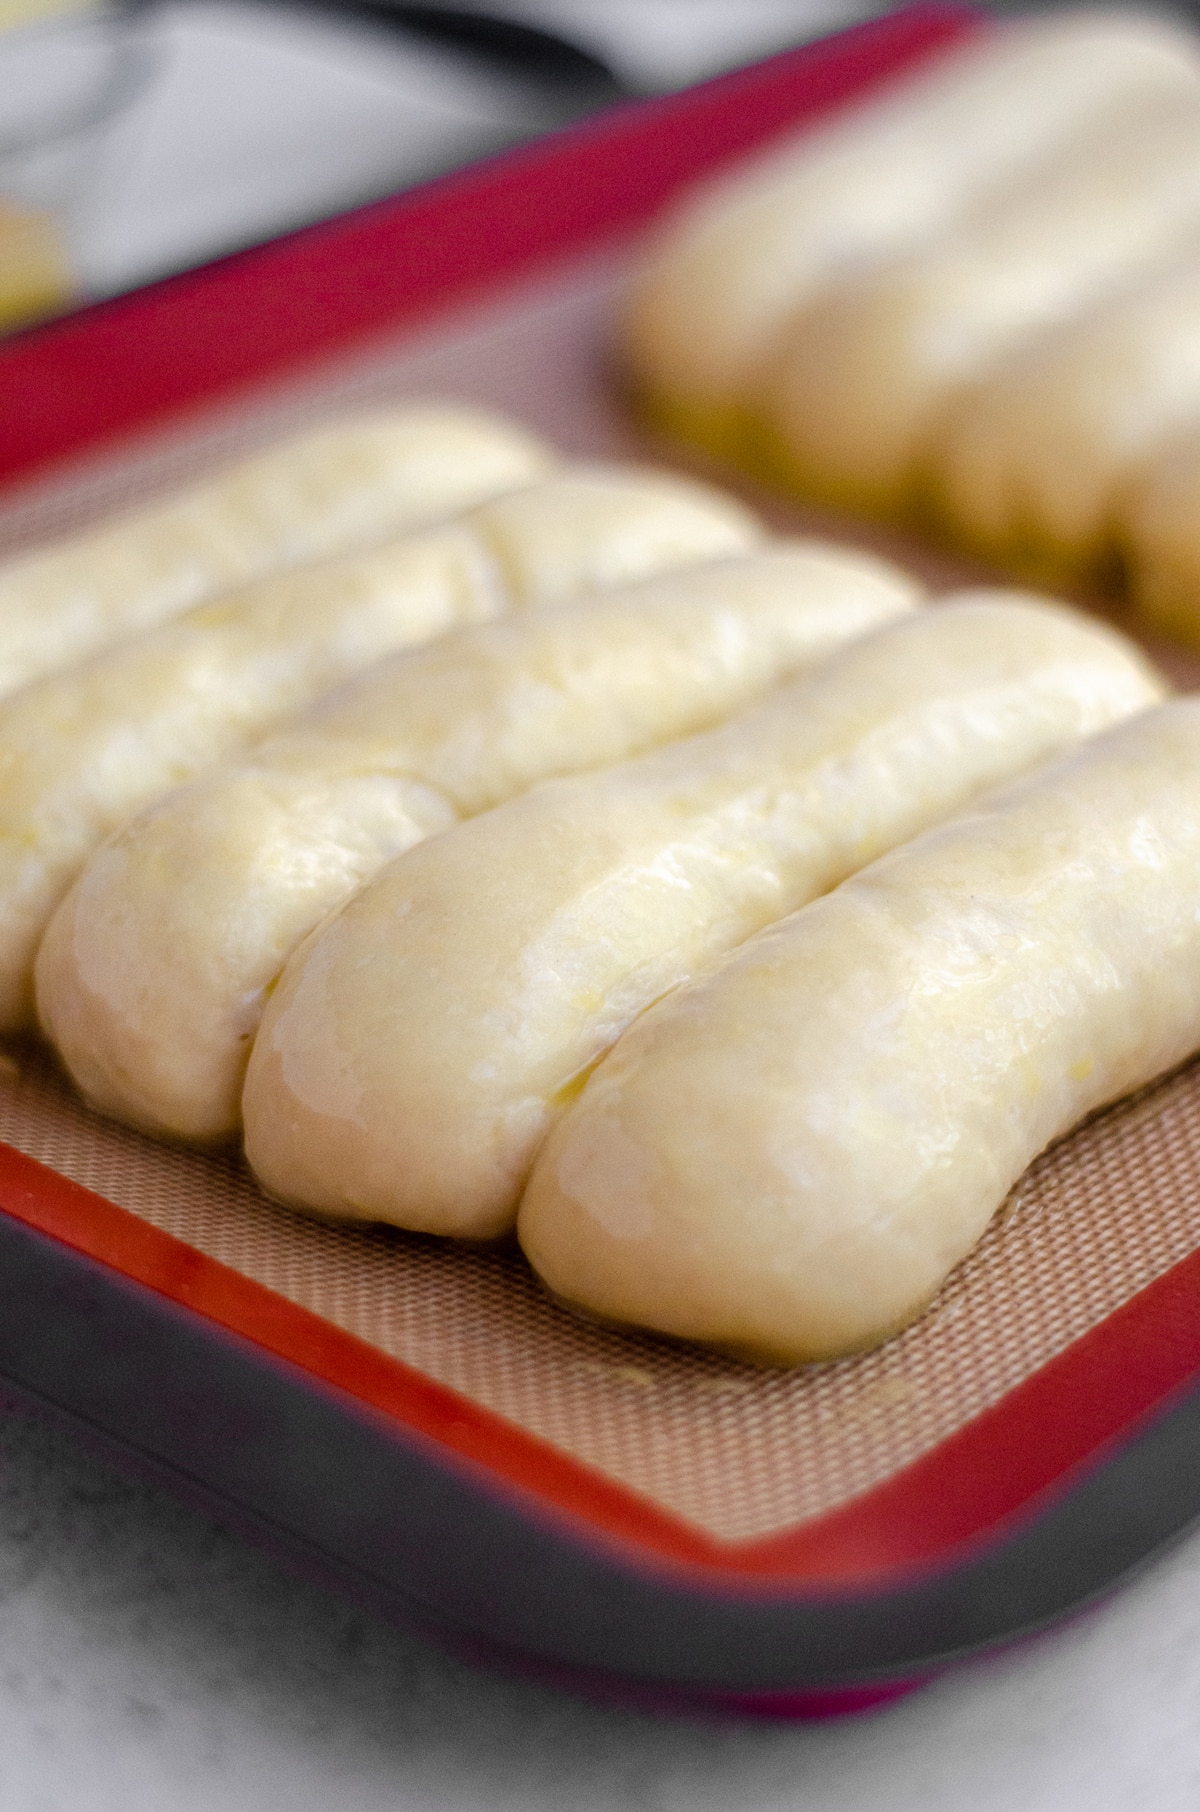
[0,466,757,1032]
[519,698,1200,1365]
[0,408,552,696]
[241,597,1163,1240]
[35,543,920,1143]
[624,12,1200,444]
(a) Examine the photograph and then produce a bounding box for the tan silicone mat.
[4,247,1200,1546]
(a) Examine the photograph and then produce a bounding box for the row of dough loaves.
[0,438,761,1032]
[7,403,1180,1366]
[624,10,1200,646]
[240,596,1163,1258]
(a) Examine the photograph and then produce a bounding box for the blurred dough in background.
[623,11,1200,454]
[925,244,1200,589]
[759,86,1200,519]
[623,9,1200,649]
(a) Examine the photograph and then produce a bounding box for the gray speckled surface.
[2,1400,1200,1812]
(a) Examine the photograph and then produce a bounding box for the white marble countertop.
[2,1394,1200,1810]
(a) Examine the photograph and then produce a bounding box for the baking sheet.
[3,240,1200,1549]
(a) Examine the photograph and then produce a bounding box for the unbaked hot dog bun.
[0,466,757,1032]
[624,12,1200,451]
[242,596,1163,1239]
[0,408,552,695]
[927,244,1200,587]
[760,87,1200,520]
[36,542,919,1144]
[519,697,1200,1365]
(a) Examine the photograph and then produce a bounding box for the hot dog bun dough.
[624,12,1200,450]
[519,698,1200,1365]
[0,466,758,1033]
[242,597,1163,1240]
[927,243,1200,587]
[0,408,552,696]
[624,12,1200,648]
[37,542,920,1144]
[761,88,1200,520]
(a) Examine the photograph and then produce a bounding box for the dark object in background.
[361,4,626,109]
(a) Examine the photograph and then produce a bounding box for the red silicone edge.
[0,3,981,489]
[0,1136,1198,1593]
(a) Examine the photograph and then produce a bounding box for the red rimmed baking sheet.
[4,1,1200,1701]
[4,1042,1200,1586]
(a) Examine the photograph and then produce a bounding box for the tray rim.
[3,1129,1200,1594]
[3,0,1199,1632]
[5,1145,1200,1702]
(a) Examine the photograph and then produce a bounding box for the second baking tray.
[4,0,1200,1715]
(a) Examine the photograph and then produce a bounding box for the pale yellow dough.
[927,246,1200,587]
[0,409,552,695]
[760,87,1200,520]
[36,543,919,1143]
[0,466,757,1032]
[623,12,1200,442]
[242,597,1163,1239]
[519,698,1200,1365]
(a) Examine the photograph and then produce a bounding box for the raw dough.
[519,698,1200,1364]
[36,542,919,1142]
[242,596,1163,1239]
[624,13,1200,452]
[927,244,1200,587]
[0,407,552,695]
[761,88,1200,519]
[0,465,757,1030]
